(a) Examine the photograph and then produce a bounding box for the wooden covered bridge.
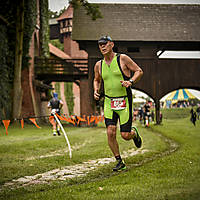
[71,3,200,123]
[35,3,200,123]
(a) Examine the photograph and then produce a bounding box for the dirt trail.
[2,149,148,189]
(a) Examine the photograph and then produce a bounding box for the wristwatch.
[129,79,134,86]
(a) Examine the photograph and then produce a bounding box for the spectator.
[196,105,200,120]
[190,108,197,126]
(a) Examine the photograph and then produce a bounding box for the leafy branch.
[69,0,102,20]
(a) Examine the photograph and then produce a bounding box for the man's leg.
[107,125,119,156]
[52,122,57,136]
[56,124,61,136]
[120,128,142,148]
[106,124,126,171]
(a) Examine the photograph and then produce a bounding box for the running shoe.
[57,130,61,136]
[53,130,56,136]
[132,126,142,148]
[113,160,126,172]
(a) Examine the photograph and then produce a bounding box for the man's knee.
[107,125,117,138]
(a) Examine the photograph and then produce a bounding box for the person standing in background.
[48,92,63,136]
[190,107,197,126]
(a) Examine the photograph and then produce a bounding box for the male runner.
[93,36,143,171]
[48,92,63,136]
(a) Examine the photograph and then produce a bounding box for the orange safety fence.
[0,114,104,135]
[29,118,41,129]
[2,120,10,135]
[21,119,24,129]
[49,116,55,126]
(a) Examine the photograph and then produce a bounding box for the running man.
[48,92,63,136]
[93,36,143,171]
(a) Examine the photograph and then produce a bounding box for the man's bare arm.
[120,54,143,88]
[93,61,101,100]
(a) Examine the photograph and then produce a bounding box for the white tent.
[133,97,146,103]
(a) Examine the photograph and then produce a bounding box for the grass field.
[0,108,200,200]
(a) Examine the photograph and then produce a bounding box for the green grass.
[161,107,191,119]
[0,108,200,200]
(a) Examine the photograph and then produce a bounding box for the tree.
[11,0,101,120]
[12,0,24,119]
[49,0,102,20]
[69,0,102,20]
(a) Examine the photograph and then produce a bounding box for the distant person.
[143,101,150,127]
[138,107,143,124]
[93,36,143,172]
[151,110,154,122]
[190,108,197,126]
[160,111,163,123]
[48,92,63,136]
[133,109,138,121]
[196,105,200,120]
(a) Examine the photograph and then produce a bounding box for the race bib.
[111,97,126,110]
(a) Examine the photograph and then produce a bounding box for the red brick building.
[50,5,88,116]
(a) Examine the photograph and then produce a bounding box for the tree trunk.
[12,0,24,119]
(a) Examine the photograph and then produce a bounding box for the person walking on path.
[143,100,151,127]
[196,105,200,120]
[48,92,63,136]
[190,107,197,126]
[93,36,143,171]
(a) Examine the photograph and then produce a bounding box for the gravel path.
[2,148,148,189]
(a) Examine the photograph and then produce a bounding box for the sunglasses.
[98,36,112,45]
[98,41,108,46]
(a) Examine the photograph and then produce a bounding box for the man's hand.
[120,80,132,88]
[94,91,100,100]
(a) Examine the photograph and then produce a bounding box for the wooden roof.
[72,4,200,42]
[57,5,73,21]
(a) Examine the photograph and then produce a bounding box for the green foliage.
[0,1,16,119]
[64,82,74,115]
[0,25,12,120]
[49,7,67,19]
[22,0,37,69]
[48,9,59,19]
[48,0,103,20]
[0,0,38,119]
[54,82,61,98]
[161,107,190,119]
[50,39,64,51]
[69,0,102,20]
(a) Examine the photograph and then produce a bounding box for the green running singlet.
[101,54,133,128]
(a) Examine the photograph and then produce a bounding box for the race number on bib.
[111,97,126,110]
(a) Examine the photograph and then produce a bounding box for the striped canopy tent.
[166,89,196,101]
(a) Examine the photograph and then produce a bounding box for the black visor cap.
[98,36,112,44]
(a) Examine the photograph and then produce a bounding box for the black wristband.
[129,79,134,85]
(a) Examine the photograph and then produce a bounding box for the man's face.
[98,41,114,55]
